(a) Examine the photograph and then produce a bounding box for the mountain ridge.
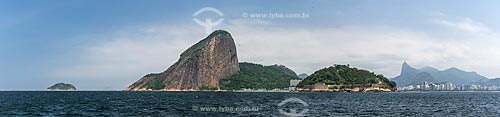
[392,62,488,86]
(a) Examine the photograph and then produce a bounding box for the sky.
[1,0,500,90]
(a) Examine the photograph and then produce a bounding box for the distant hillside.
[297,64,396,89]
[472,78,500,86]
[219,62,300,90]
[298,73,308,79]
[391,62,488,86]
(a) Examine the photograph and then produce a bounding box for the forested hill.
[219,62,300,90]
[298,64,396,88]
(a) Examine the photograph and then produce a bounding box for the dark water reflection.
[1,91,499,116]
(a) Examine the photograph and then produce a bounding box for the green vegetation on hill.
[140,73,165,90]
[298,64,396,88]
[220,62,300,90]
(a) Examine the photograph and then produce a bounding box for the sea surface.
[1,91,500,116]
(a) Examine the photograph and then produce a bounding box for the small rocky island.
[47,83,76,91]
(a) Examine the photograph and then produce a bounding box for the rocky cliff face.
[126,30,240,91]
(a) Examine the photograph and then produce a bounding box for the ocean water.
[1,91,500,116]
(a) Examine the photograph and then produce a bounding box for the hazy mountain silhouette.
[298,73,308,79]
[392,61,488,86]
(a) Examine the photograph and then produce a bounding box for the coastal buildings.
[398,81,500,91]
[313,83,329,91]
[289,80,302,91]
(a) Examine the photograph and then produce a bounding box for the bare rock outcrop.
[126,30,239,91]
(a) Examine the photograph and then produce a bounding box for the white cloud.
[226,24,449,77]
[433,17,493,35]
[50,18,500,89]
[224,19,500,79]
[49,24,207,89]
[430,17,500,77]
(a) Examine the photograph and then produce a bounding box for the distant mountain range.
[298,73,308,79]
[391,61,500,87]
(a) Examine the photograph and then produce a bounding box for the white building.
[289,80,302,91]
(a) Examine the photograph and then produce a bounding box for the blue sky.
[2,0,500,90]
